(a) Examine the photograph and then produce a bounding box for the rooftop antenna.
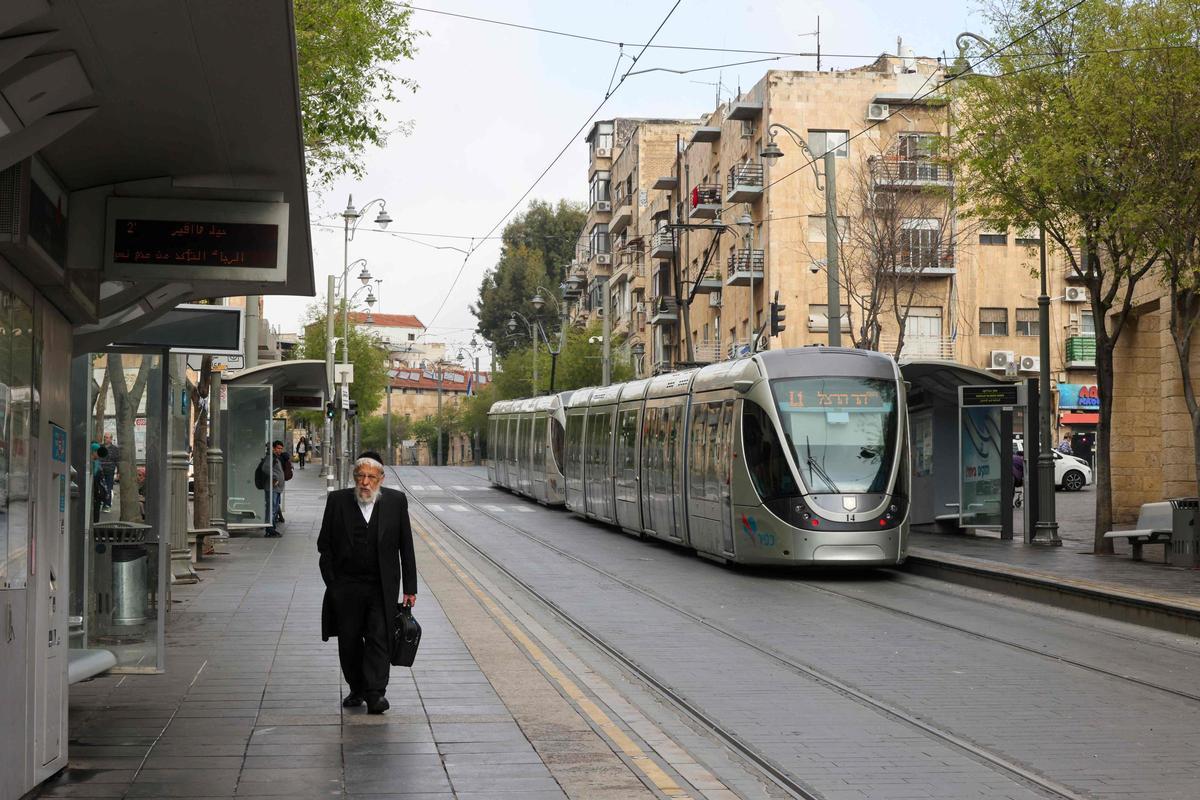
[798,18,821,71]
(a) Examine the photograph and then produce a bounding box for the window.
[589,171,611,207]
[979,308,1008,336]
[1016,308,1039,336]
[742,401,798,502]
[1080,310,1095,336]
[590,121,613,155]
[979,229,1007,246]
[407,333,415,341]
[1015,226,1041,245]
[807,130,849,158]
[807,215,849,243]
[899,219,942,270]
[590,223,609,255]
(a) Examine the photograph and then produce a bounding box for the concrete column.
[207,369,226,530]
[168,355,197,583]
[245,296,261,369]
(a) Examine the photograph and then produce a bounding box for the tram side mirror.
[733,380,755,394]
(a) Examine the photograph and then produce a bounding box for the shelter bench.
[188,527,224,562]
[1103,501,1172,562]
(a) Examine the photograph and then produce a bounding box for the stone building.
[564,54,1100,447]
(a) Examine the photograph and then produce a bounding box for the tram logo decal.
[741,514,757,541]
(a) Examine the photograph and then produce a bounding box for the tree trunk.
[107,355,152,523]
[93,368,110,441]
[189,357,212,529]
[1092,333,1115,554]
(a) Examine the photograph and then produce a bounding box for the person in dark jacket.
[317,451,417,714]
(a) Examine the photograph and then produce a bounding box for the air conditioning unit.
[1019,355,1040,373]
[1064,286,1088,303]
[867,103,890,121]
[989,350,1015,371]
[596,200,612,212]
[595,147,611,158]
[709,291,722,308]
[596,253,611,265]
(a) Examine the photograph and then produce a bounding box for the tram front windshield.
[769,377,898,494]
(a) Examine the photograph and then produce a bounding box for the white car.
[1014,442,1092,491]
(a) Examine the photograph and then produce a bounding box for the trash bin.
[91,521,154,631]
[1168,497,1199,568]
[111,546,148,625]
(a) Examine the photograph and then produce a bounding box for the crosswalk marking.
[449,504,468,513]
[426,504,443,512]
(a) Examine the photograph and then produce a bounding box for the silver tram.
[487,347,909,565]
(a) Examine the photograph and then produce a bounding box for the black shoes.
[264,530,280,538]
[342,692,364,708]
[366,695,390,714]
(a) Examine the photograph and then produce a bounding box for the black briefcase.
[390,603,422,667]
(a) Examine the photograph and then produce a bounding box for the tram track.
[395,466,1097,800]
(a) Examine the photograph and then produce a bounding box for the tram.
[487,347,909,565]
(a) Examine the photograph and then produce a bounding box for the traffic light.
[325,402,335,420]
[769,291,787,336]
[347,400,358,420]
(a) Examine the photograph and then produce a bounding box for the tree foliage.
[952,0,1166,548]
[299,299,389,417]
[471,200,587,353]
[492,321,633,399]
[295,0,423,187]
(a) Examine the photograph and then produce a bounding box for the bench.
[68,648,116,684]
[227,497,258,522]
[187,527,225,562]
[1103,501,1172,562]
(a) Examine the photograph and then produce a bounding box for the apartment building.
[346,311,449,367]
[566,118,699,374]
[600,54,1097,443]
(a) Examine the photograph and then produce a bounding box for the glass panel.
[688,405,705,498]
[223,385,271,526]
[550,417,565,473]
[770,378,898,494]
[961,405,1003,527]
[0,290,35,589]
[742,401,797,502]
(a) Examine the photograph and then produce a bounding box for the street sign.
[340,384,350,408]
[334,363,355,385]
[212,354,244,372]
[959,384,1024,408]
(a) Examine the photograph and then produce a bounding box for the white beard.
[356,484,382,504]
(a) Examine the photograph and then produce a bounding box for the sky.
[266,0,983,353]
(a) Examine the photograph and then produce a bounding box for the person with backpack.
[258,441,288,537]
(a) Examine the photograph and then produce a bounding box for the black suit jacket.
[317,487,417,641]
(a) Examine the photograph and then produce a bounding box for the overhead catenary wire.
[419,0,685,331]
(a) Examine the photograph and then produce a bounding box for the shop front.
[1058,383,1099,464]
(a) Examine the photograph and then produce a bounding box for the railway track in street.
[392,465,1158,800]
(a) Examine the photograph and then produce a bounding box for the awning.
[1060,412,1099,425]
[226,360,329,412]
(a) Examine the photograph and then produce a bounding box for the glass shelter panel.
[960,405,1003,527]
[223,385,272,528]
[0,291,36,588]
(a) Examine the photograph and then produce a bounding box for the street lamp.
[760,124,841,347]
[454,337,485,465]
[510,309,562,394]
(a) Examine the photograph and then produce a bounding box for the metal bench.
[1103,501,1173,562]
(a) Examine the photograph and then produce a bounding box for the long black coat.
[318,487,417,642]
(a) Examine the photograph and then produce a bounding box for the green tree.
[952,0,1162,550]
[493,322,632,399]
[299,299,388,417]
[410,407,460,466]
[472,200,586,352]
[295,0,423,187]
[359,413,407,460]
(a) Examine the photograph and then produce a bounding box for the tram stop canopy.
[225,360,329,413]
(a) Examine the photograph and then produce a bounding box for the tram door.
[614,405,640,531]
[565,411,585,511]
[669,400,688,544]
[718,401,735,555]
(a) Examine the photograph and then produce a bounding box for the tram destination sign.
[959,384,1025,408]
[104,197,289,283]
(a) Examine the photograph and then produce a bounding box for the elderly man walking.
[317,451,417,714]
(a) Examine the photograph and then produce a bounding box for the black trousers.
[331,581,390,696]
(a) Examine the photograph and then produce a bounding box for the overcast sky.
[266,0,983,351]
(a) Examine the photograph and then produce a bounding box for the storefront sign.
[1058,383,1099,410]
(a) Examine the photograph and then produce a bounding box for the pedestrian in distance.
[1057,436,1073,455]
[100,432,120,511]
[318,451,417,715]
[258,441,287,537]
[297,435,308,470]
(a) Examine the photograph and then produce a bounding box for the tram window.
[618,410,637,471]
[567,413,584,479]
[688,405,706,498]
[770,377,898,494]
[532,416,545,471]
[742,402,798,502]
[550,417,565,473]
[706,403,722,499]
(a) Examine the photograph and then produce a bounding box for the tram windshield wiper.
[805,436,840,493]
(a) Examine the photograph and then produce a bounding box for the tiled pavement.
[37,466,649,800]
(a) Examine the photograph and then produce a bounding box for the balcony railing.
[726,249,765,286]
[649,296,679,324]
[1065,335,1096,368]
[692,340,722,364]
[726,163,764,203]
[650,228,675,259]
[611,186,634,234]
[890,244,956,275]
[689,183,722,219]
[692,268,723,294]
[878,335,955,362]
[869,156,953,187]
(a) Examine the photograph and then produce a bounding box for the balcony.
[689,183,722,220]
[650,228,675,259]
[690,126,721,144]
[726,163,764,204]
[887,244,956,276]
[726,249,765,286]
[649,296,679,325]
[692,268,723,294]
[692,340,722,364]
[1065,335,1096,369]
[617,249,644,279]
[879,335,956,363]
[611,188,634,234]
[869,156,953,189]
[726,100,762,121]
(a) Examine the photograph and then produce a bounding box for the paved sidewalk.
[36,467,648,799]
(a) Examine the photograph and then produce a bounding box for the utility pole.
[824,149,841,347]
[602,277,611,385]
[473,354,481,464]
[436,366,444,467]
[245,296,260,369]
[325,275,336,490]
[1033,223,1062,546]
[385,381,393,465]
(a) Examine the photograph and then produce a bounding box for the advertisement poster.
[960,405,1002,527]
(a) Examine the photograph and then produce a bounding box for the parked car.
[1012,441,1092,491]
